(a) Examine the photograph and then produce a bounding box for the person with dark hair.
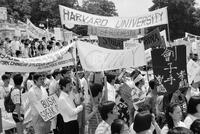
[28,41,37,57]
[167,127,193,134]
[190,119,200,134]
[161,103,186,134]
[58,77,83,134]
[37,42,45,56]
[111,119,130,134]
[133,111,161,134]
[105,73,117,102]
[61,68,71,78]
[24,72,35,91]
[86,83,103,134]
[49,70,62,96]
[0,74,12,99]
[11,74,24,134]
[28,73,51,134]
[184,96,200,128]
[95,101,119,134]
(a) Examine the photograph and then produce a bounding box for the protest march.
[1,0,200,134]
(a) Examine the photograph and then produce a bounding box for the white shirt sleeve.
[58,97,83,117]
[184,115,194,129]
[161,125,169,134]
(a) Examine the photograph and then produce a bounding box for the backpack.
[4,88,15,113]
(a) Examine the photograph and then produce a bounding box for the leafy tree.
[0,0,32,23]
[149,0,197,41]
[82,0,118,16]
[70,0,118,35]
[30,0,78,28]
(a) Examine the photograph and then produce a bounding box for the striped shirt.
[86,101,102,134]
[95,120,111,134]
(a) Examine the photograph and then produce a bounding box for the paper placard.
[35,94,59,122]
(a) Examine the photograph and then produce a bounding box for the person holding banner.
[58,77,84,134]
[85,83,103,134]
[28,74,51,134]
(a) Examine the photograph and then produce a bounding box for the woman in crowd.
[37,42,45,56]
[184,96,200,128]
[161,103,186,134]
[58,77,83,134]
[190,119,200,134]
[28,41,37,57]
[111,119,130,134]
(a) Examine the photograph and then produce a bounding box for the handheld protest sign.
[35,94,59,122]
[142,28,165,50]
[151,45,188,94]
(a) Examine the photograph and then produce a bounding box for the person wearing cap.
[95,101,119,134]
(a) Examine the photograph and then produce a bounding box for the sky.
[78,0,200,17]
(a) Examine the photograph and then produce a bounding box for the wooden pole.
[85,76,100,124]
[69,44,85,134]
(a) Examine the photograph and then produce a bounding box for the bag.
[4,88,15,113]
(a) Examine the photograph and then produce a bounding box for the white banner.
[0,53,75,72]
[59,5,168,30]
[187,60,200,84]
[145,48,152,62]
[35,94,59,122]
[26,19,53,39]
[77,41,146,71]
[11,43,75,63]
[0,93,32,130]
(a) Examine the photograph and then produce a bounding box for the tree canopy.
[0,0,117,33]
[149,0,199,41]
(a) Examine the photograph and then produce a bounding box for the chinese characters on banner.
[151,45,188,94]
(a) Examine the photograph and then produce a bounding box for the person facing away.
[95,101,119,134]
[111,119,130,134]
[11,74,24,134]
[184,96,200,129]
[190,119,200,134]
[85,83,103,134]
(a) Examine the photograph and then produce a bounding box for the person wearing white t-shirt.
[10,36,22,57]
[28,74,51,134]
[104,73,117,102]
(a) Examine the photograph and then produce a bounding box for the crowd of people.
[0,36,200,134]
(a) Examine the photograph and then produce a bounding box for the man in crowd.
[95,101,119,134]
[28,74,51,134]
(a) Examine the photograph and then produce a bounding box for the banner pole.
[85,76,100,124]
[69,43,85,134]
[166,7,171,46]
[61,25,66,42]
